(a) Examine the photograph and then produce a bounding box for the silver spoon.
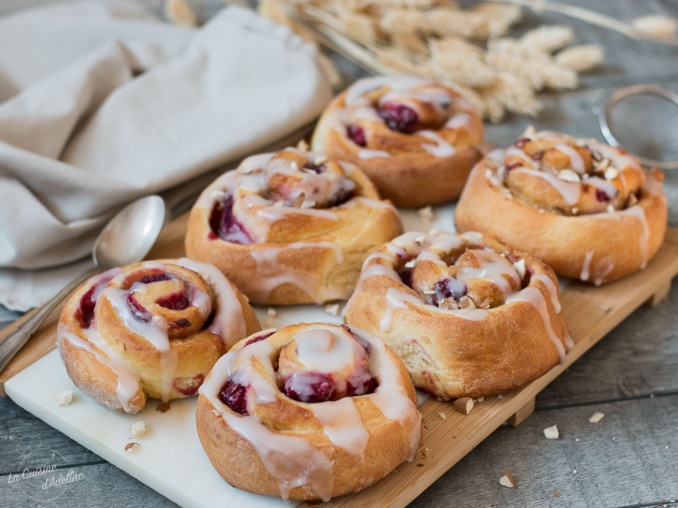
[0,195,167,373]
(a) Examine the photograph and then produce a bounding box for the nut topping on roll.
[456,128,668,284]
[196,323,421,501]
[345,231,572,400]
[312,75,484,207]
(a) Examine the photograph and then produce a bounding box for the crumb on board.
[125,442,140,452]
[438,411,447,420]
[418,206,435,222]
[130,421,146,439]
[324,303,340,316]
[544,425,559,440]
[56,390,73,406]
[589,412,605,423]
[499,469,516,488]
[156,401,171,413]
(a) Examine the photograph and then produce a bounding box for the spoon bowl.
[0,195,167,373]
[94,195,166,268]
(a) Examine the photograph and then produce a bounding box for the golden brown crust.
[57,259,261,414]
[344,232,572,399]
[455,160,668,284]
[195,323,422,501]
[185,148,403,306]
[311,76,484,207]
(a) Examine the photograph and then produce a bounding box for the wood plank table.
[1,1,678,507]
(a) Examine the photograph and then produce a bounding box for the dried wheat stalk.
[255,0,673,122]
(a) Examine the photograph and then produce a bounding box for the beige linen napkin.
[0,1,332,311]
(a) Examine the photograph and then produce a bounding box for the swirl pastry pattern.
[455,128,667,284]
[196,323,422,501]
[311,75,484,207]
[344,231,572,400]
[185,146,403,305]
[57,259,261,413]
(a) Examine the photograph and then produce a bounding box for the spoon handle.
[0,266,99,374]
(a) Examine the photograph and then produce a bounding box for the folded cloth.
[0,1,332,311]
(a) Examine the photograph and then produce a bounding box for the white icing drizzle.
[177,258,247,347]
[514,167,581,205]
[419,130,457,157]
[306,398,369,458]
[554,143,586,173]
[249,242,346,304]
[102,285,178,402]
[506,288,567,363]
[199,325,421,500]
[58,323,141,412]
[294,328,355,373]
[456,250,520,298]
[379,288,489,332]
[358,149,391,159]
[580,251,594,281]
[619,205,650,269]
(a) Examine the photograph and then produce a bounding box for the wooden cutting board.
[1,206,677,508]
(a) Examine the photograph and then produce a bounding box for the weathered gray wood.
[410,394,678,508]
[537,282,678,410]
[0,1,677,507]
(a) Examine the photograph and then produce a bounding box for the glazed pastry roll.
[312,75,484,207]
[185,146,403,305]
[57,259,260,413]
[455,128,667,284]
[344,231,572,399]
[196,323,422,501]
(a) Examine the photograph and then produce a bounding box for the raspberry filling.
[244,331,275,347]
[156,291,189,310]
[379,102,419,133]
[219,379,249,415]
[515,137,531,148]
[208,194,253,245]
[347,125,367,146]
[138,273,173,284]
[284,372,337,403]
[127,293,151,322]
[75,286,97,329]
[340,324,372,353]
[170,318,191,329]
[303,161,326,174]
[595,188,610,202]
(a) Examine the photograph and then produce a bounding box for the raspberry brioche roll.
[344,231,572,400]
[57,259,261,413]
[455,128,668,284]
[185,146,403,306]
[196,323,422,501]
[311,75,484,207]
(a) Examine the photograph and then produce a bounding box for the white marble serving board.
[4,206,453,507]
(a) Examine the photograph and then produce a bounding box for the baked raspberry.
[75,286,97,329]
[156,291,189,310]
[595,189,610,202]
[244,331,275,347]
[347,376,377,397]
[219,379,249,415]
[208,194,253,245]
[379,102,419,133]
[127,293,151,322]
[138,273,172,284]
[170,318,191,329]
[515,137,531,148]
[284,372,336,403]
[303,161,326,173]
[347,125,367,146]
[341,324,372,353]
